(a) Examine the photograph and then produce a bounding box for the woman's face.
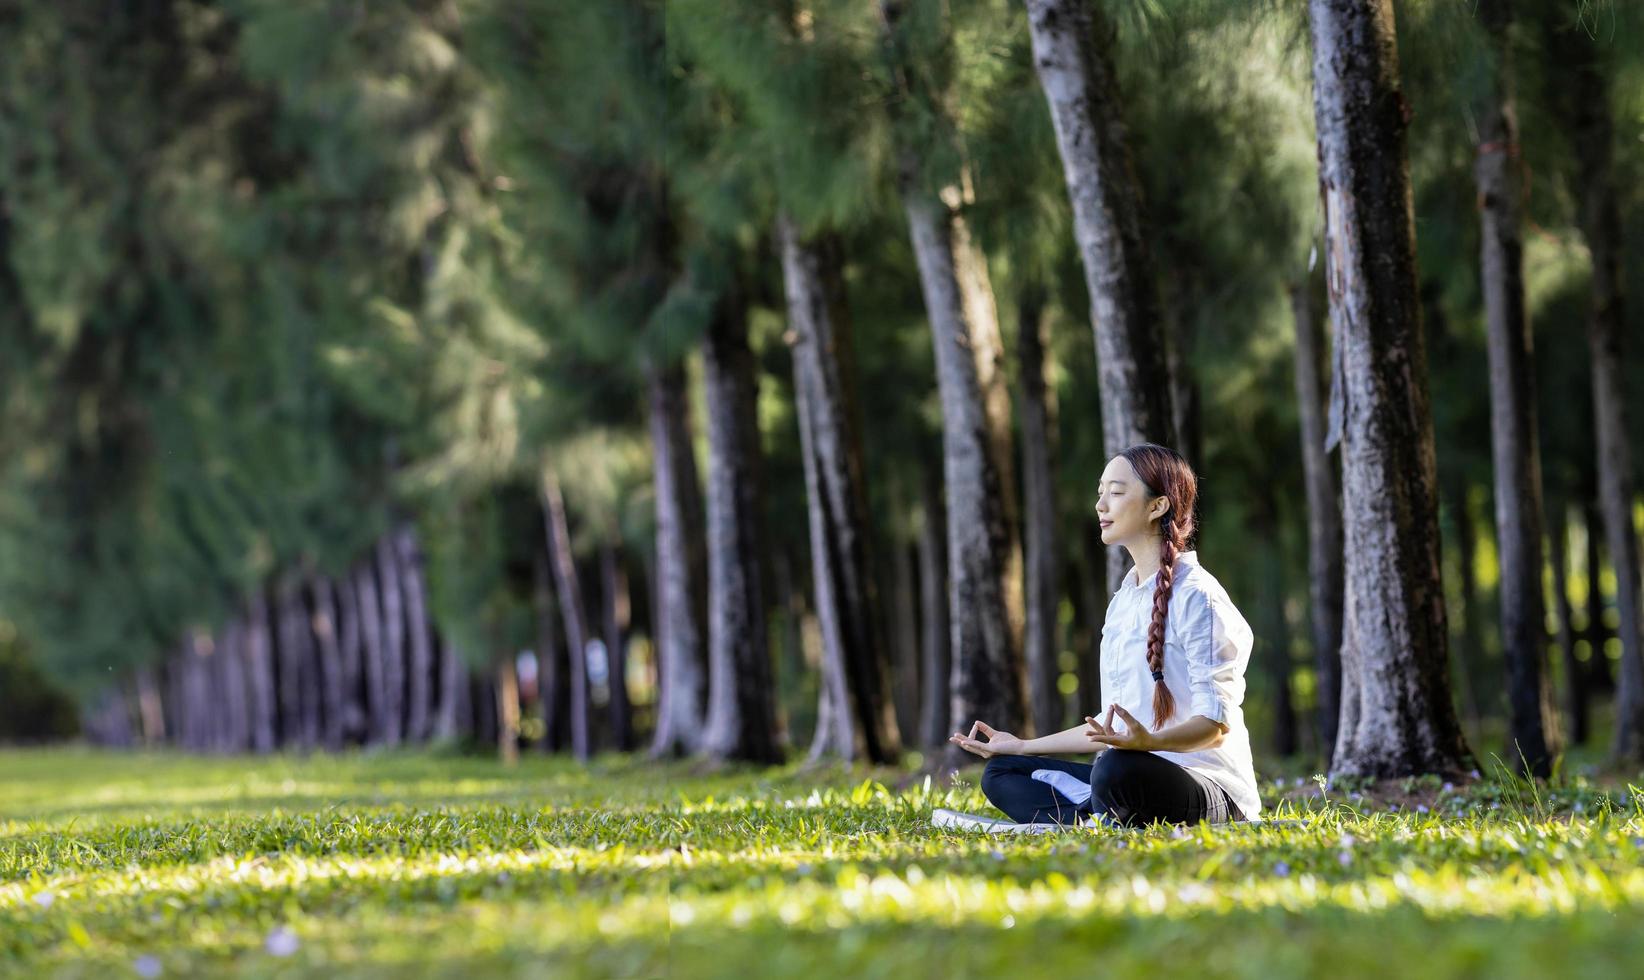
[1095,456,1166,549]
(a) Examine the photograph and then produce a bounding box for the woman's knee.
[981,753,1030,795]
[1089,749,1149,807]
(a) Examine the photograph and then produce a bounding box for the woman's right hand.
[949,720,1025,759]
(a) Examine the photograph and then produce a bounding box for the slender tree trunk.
[1078,518,1107,721]
[310,577,347,751]
[275,578,307,749]
[890,533,923,744]
[542,471,594,759]
[1016,281,1062,737]
[396,525,436,743]
[495,656,520,767]
[354,562,389,746]
[1475,0,1557,776]
[645,363,710,758]
[779,214,901,763]
[376,536,406,746]
[220,620,249,751]
[1021,0,1178,597]
[1582,500,1613,692]
[135,664,167,745]
[916,470,952,750]
[1289,275,1345,764]
[1446,476,1486,738]
[246,592,277,752]
[599,540,634,752]
[1543,13,1644,761]
[433,636,468,742]
[533,551,571,753]
[1308,0,1473,777]
[1550,505,1587,745]
[880,3,1025,765]
[335,571,367,744]
[700,280,783,764]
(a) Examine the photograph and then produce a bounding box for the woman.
[944,443,1261,828]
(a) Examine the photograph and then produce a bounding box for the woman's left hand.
[1086,703,1156,751]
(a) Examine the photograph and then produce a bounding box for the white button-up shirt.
[1099,549,1263,820]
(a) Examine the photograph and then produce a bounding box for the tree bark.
[396,525,436,743]
[1474,0,1557,776]
[245,592,277,753]
[334,570,367,743]
[1016,281,1062,737]
[599,540,634,752]
[495,656,520,767]
[1021,0,1178,597]
[915,469,952,750]
[1582,500,1613,692]
[1078,517,1107,718]
[1446,475,1486,739]
[1543,12,1644,761]
[1289,275,1345,765]
[353,562,390,747]
[533,550,572,753]
[219,620,249,751]
[433,636,469,741]
[375,535,406,746]
[310,576,347,751]
[542,470,594,759]
[779,214,901,763]
[135,664,167,746]
[890,533,923,744]
[1549,505,1587,746]
[1308,0,1473,778]
[646,362,710,758]
[699,281,783,764]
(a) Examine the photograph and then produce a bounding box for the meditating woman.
[946,442,1262,828]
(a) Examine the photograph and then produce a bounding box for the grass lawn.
[2,746,1643,978]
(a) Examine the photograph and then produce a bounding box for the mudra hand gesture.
[948,720,1024,759]
[1085,703,1155,751]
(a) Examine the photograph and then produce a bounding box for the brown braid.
[1119,444,1199,730]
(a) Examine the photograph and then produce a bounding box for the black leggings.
[980,750,1242,827]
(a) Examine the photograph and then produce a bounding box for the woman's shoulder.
[1168,561,1245,625]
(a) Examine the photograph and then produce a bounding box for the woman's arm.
[1020,722,1110,756]
[1084,704,1228,753]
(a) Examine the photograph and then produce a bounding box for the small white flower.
[32,891,54,909]
[1274,861,1291,877]
[264,926,299,957]
[1338,850,1353,866]
[134,955,163,978]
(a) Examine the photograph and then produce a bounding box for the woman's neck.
[1126,541,1163,587]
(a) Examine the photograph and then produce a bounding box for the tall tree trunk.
[396,525,436,743]
[1549,505,1587,746]
[542,471,594,759]
[779,214,901,763]
[1021,0,1178,597]
[1544,11,1644,761]
[599,540,634,752]
[275,578,306,749]
[135,664,167,746]
[890,533,923,745]
[335,571,367,744]
[433,636,468,742]
[533,551,571,753]
[1446,476,1486,739]
[646,362,710,758]
[1078,518,1107,722]
[880,3,1026,766]
[915,469,951,750]
[495,656,520,767]
[1582,500,1613,692]
[1475,0,1557,776]
[1289,275,1345,765]
[1016,281,1062,737]
[353,562,389,747]
[310,577,347,751]
[245,592,277,753]
[1308,0,1473,777]
[220,621,249,751]
[700,280,783,764]
[375,536,406,746]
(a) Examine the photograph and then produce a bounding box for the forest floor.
[2,746,1642,978]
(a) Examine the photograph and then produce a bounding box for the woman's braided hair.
[1119,444,1199,730]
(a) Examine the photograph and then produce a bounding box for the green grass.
[2,747,1643,978]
